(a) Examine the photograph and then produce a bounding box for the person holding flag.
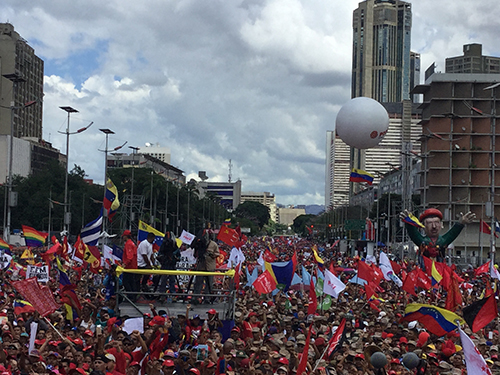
[121,230,138,300]
[399,208,475,263]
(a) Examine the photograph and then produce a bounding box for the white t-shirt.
[137,239,153,268]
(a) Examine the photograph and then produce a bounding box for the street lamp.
[99,129,126,222]
[59,106,92,234]
[2,72,37,244]
[128,146,139,231]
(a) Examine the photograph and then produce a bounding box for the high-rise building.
[0,23,44,138]
[446,44,500,74]
[351,0,412,102]
[325,132,350,209]
[326,1,421,209]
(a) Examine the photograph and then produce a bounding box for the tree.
[292,214,315,235]
[5,160,103,236]
[234,201,270,229]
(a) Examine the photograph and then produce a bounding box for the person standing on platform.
[137,232,155,292]
[122,230,138,301]
[193,239,220,304]
[156,231,180,301]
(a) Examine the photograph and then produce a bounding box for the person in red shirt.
[122,230,138,300]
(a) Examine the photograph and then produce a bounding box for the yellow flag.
[21,249,35,265]
[138,220,165,237]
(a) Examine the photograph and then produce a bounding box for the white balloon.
[335,97,389,149]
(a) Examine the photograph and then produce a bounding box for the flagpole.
[312,344,330,372]
[43,317,76,345]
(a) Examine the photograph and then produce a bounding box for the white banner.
[0,251,12,269]
[176,249,197,282]
[29,322,38,355]
[26,265,49,283]
[179,230,196,245]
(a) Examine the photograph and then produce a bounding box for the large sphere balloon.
[370,352,388,369]
[336,97,389,149]
[402,352,420,369]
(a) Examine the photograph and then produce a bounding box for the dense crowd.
[0,231,498,375]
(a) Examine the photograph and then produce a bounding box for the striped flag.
[81,209,103,246]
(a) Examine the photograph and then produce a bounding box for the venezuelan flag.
[103,178,120,219]
[401,303,465,337]
[403,213,425,228]
[13,300,35,315]
[138,220,164,250]
[0,238,12,252]
[223,218,231,225]
[349,169,374,185]
[264,253,297,291]
[56,258,71,287]
[22,225,47,248]
[312,245,325,270]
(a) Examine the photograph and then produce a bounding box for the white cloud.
[1,0,499,206]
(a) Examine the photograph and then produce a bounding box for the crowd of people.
[0,209,498,375]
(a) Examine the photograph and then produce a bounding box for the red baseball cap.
[149,316,166,326]
[207,309,217,315]
[122,230,131,237]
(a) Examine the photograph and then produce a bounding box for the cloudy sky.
[1,0,499,206]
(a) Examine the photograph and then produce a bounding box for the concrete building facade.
[413,72,500,260]
[0,23,44,139]
[277,207,306,226]
[198,180,242,211]
[139,144,171,164]
[107,152,185,184]
[446,44,500,74]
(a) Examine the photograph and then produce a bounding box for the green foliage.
[233,201,270,229]
[6,160,102,234]
[292,214,315,235]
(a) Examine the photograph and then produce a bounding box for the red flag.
[371,264,384,284]
[263,249,277,263]
[73,236,86,262]
[416,268,432,290]
[390,260,402,275]
[365,282,377,300]
[423,256,433,277]
[11,278,60,317]
[234,263,241,290]
[357,260,373,281]
[329,262,336,276]
[445,275,462,311]
[475,261,491,276]
[435,262,451,290]
[307,278,317,315]
[368,300,381,313]
[296,325,312,375]
[60,285,82,312]
[481,220,499,237]
[463,295,498,333]
[253,270,277,294]
[402,270,418,296]
[326,319,346,358]
[485,280,494,298]
[217,225,240,247]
